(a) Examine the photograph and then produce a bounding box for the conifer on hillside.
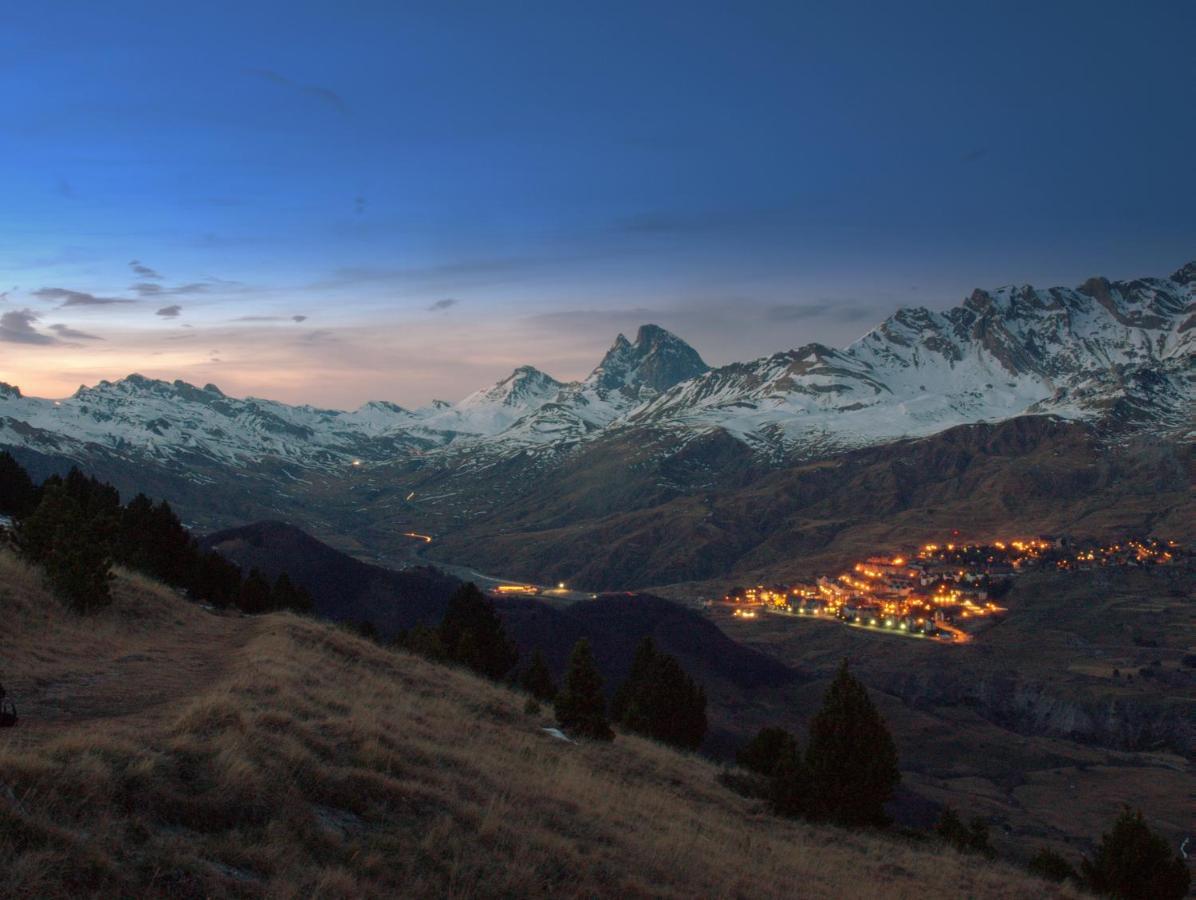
[1081,808,1190,900]
[611,636,706,750]
[805,660,900,827]
[520,650,557,702]
[438,583,519,681]
[555,638,613,741]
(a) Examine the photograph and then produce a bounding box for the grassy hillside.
[0,549,1079,898]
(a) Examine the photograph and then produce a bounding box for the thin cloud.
[232,314,309,322]
[49,323,102,340]
[156,305,183,318]
[961,147,988,164]
[764,302,874,323]
[32,287,134,307]
[244,68,347,114]
[129,259,162,279]
[427,298,459,312]
[0,309,58,345]
[134,282,209,298]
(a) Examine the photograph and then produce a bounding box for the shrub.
[934,805,996,859]
[1027,847,1078,884]
[520,650,556,702]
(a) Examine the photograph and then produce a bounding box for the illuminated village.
[721,536,1182,644]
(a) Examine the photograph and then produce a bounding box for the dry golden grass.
[0,548,1077,898]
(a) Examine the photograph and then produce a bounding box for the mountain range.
[2,261,1193,588]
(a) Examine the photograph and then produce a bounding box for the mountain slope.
[0,549,1073,898]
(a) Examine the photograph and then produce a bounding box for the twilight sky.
[2,1,1194,408]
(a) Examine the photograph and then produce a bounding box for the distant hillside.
[0,548,1075,898]
[200,520,461,633]
[199,520,797,754]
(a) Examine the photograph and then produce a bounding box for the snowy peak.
[587,323,709,396]
[459,365,562,410]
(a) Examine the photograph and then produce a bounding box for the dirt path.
[1,567,262,750]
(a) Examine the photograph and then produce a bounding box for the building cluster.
[720,535,1184,643]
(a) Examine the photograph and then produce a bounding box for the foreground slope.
[0,550,1071,898]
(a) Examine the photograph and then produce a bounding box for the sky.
[2,1,1194,408]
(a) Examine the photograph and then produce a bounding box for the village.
[717,536,1183,644]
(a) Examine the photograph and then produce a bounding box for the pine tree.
[521,649,557,702]
[934,805,995,858]
[1081,808,1190,900]
[0,451,36,518]
[272,572,314,614]
[237,568,273,614]
[554,638,613,741]
[438,583,518,680]
[16,485,112,612]
[117,495,196,586]
[611,636,707,751]
[805,659,900,827]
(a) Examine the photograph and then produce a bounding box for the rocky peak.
[587,324,709,395]
[462,365,562,409]
[0,382,21,400]
[1170,260,1196,285]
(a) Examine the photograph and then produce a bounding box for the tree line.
[0,451,312,616]
[398,583,709,751]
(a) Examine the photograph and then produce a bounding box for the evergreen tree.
[737,726,798,776]
[437,583,518,680]
[611,636,707,751]
[804,659,900,827]
[271,572,314,614]
[521,649,557,702]
[767,739,811,818]
[16,485,112,612]
[0,451,36,518]
[1081,808,1190,900]
[190,550,243,608]
[554,638,613,741]
[237,568,273,614]
[396,624,448,662]
[117,495,196,585]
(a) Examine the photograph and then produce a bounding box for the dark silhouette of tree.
[611,636,707,751]
[805,659,900,827]
[554,638,613,741]
[1027,848,1078,884]
[237,568,273,615]
[934,805,996,858]
[117,494,195,586]
[0,451,36,518]
[521,649,557,702]
[271,572,313,614]
[437,583,518,680]
[190,550,243,608]
[1081,808,1190,900]
[737,726,798,776]
[16,485,112,612]
[768,739,811,818]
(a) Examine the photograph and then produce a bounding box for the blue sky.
[2,1,1194,406]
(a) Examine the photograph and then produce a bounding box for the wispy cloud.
[134,282,209,298]
[427,298,459,312]
[49,323,102,340]
[766,302,875,323]
[156,305,183,318]
[32,287,134,308]
[231,314,309,323]
[244,68,348,115]
[0,309,58,345]
[129,259,162,279]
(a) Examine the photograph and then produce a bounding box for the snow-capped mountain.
[628,265,1194,453]
[1,262,1192,477]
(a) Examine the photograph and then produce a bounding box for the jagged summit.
[586,323,709,396]
[1170,259,1196,285]
[0,382,21,400]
